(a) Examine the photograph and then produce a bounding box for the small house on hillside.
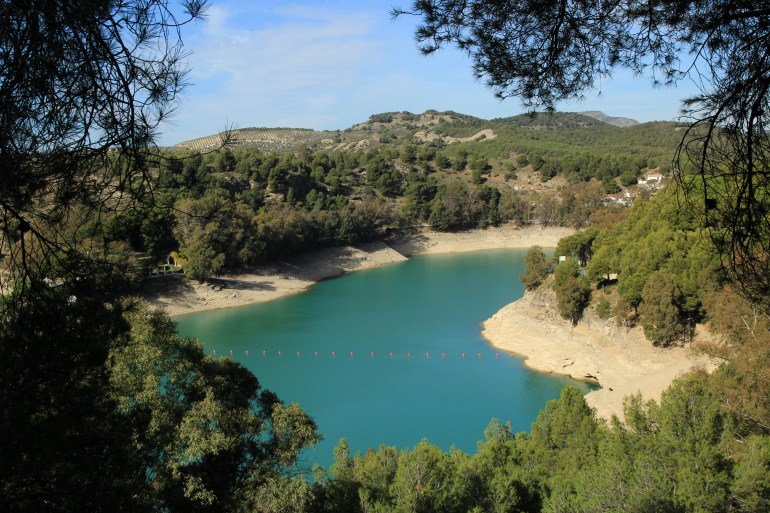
[638,173,664,187]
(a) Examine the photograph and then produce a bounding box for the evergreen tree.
[520,245,549,291]
[552,259,591,325]
[638,271,685,346]
[394,0,770,307]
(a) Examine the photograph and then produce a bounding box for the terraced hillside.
[175,127,345,152]
[172,110,492,153]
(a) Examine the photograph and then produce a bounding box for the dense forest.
[303,185,770,513]
[9,107,770,512]
[4,1,770,512]
[98,110,682,282]
[525,188,720,345]
[311,379,768,513]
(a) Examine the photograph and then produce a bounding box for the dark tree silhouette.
[393,0,770,307]
[0,0,211,305]
[0,3,320,512]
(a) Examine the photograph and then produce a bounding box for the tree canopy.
[0,0,210,304]
[394,0,770,308]
[520,245,548,291]
[313,381,766,513]
[0,2,321,511]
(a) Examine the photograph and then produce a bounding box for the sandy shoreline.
[481,287,716,420]
[141,223,713,420]
[141,224,573,317]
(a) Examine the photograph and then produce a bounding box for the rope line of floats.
[211,349,507,359]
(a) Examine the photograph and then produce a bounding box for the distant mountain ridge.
[172,110,640,152]
[578,111,638,127]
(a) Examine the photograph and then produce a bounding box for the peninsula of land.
[142,223,714,420]
[481,287,717,421]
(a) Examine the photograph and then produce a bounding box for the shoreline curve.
[140,224,573,317]
[141,223,713,420]
[481,286,717,421]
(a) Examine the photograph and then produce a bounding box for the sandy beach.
[141,224,573,317]
[141,222,714,420]
[481,286,717,420]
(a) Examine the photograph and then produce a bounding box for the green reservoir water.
[175,249,596,470]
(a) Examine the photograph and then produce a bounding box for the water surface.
[175,249,596,469]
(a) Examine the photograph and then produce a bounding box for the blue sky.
[161,0,699,145]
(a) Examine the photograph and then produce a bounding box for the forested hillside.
[307,187,770,513]
[104,111,682,282]
[536,188,720,344]
[5,1,770,511]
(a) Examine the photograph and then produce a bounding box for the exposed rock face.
[579,111,639,127]
[481,286,716,420]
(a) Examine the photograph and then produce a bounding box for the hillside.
[173,110,479,152]
[173,110,649,153]
[126,110,689,283]
[170,110,684,204]
[174,127,343,153]
[579,110,638,127]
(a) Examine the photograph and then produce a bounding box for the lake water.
[175,249,596,470]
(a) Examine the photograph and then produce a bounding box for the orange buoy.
[495,353,499,358]
[389,351,393,358]
[371,352,375,358]
[297,351,301,357]
[477,352,482,358]
[442,352,446,358]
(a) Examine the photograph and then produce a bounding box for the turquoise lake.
[175,248,596,470]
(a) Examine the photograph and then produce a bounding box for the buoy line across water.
[211,349,504,359]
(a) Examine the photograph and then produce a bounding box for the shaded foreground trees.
[0,0,209,298]
[109,301,320,511]
[0,1,320,511]
[0,293,321,511]
[395,0,770,307]
[314,382,769,513]
[0,294,320,512]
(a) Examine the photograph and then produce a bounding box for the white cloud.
[160,0,689,145]
[157,2,397,142]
